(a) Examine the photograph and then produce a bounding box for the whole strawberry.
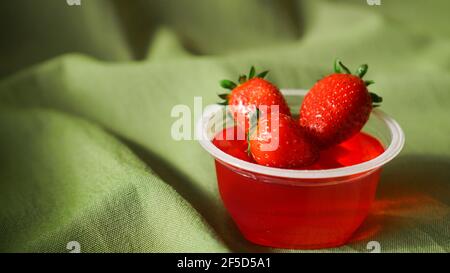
[218,66,290,131]
[249,112,319,168]
[299,60,382,148]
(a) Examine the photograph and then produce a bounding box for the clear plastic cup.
[197,89,405,249]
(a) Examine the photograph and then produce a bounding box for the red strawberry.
[299,60,382,148]
[212,126,254,162]
[218,66,290,131]
[249,112,319,168]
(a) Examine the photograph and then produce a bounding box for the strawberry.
[299,60,382,148]
[218,66,290,131]
[249,112,319,168]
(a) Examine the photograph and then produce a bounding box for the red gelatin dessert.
[204,64,404,249]
[212,127,385,249]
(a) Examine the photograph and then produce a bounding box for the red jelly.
[213,126,385,169]
[213,127,385,249]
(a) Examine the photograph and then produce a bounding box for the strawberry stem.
[217,93,229,100]
[365,80,375,86]
[246,108,260,156]
[338,61,351,74]
[334,59,351,74]
[220,80,237,90]
[370,92,383,107]
[334,59,375,86]
[239,75,247,84]
[256,70,269,79]
[334,59,341,73]
[249,66,256,79]
[247,132,252,157]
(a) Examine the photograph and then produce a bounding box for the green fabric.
[0,0,449,253]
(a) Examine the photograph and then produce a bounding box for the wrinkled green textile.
[0,0,449,253]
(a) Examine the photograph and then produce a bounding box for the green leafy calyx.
[333,59,382,108]
[217,66,269,105]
